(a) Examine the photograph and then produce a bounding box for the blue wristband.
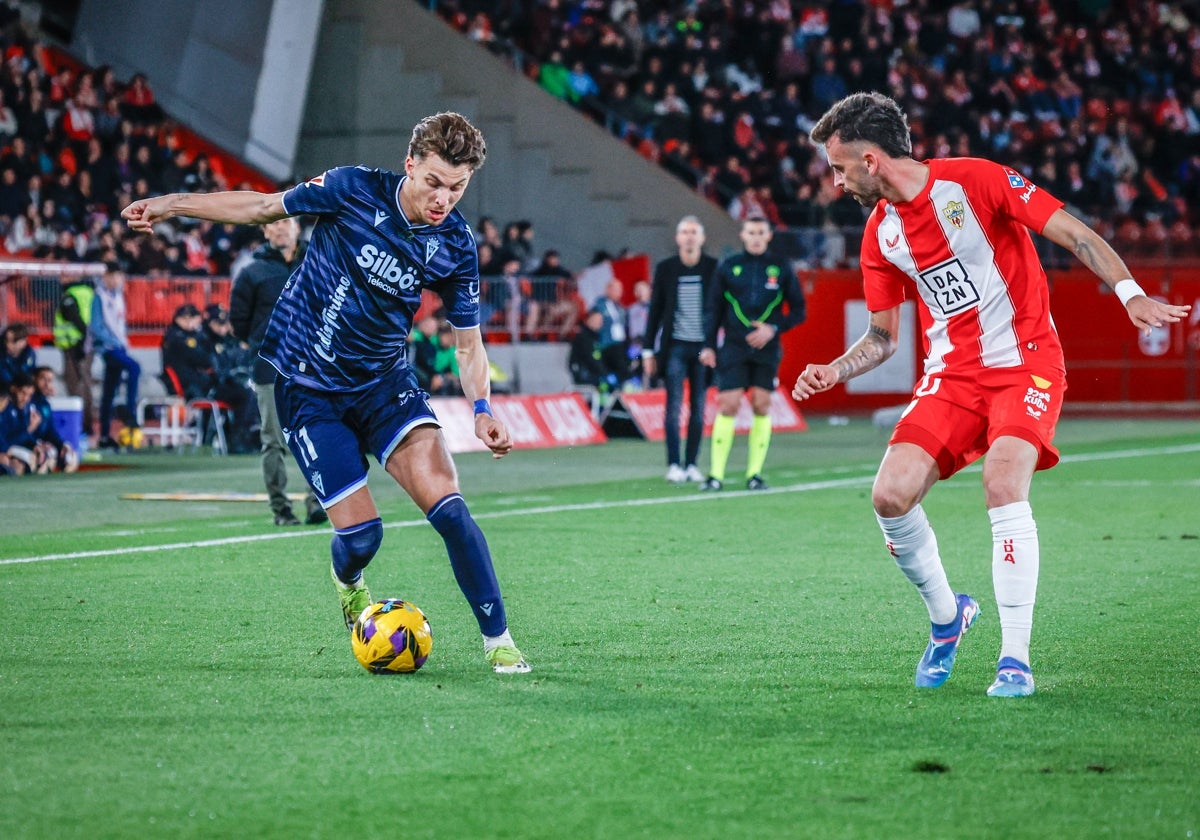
[473,399,493,417]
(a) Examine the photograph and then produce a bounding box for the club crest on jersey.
[766,264,780,288]
[425,237,440,264]
[942,200,965,230]
[1004,168,1025,188]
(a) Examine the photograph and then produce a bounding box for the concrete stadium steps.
[297,0,739,268]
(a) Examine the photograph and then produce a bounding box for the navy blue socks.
[427,494,506,636]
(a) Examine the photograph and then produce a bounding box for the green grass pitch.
[1,416,1197,839]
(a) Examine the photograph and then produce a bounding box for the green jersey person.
[699,216,806,490]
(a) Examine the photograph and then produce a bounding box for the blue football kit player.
[122,113,530,673]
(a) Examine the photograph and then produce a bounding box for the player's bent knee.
[334,518,383,564]
[871,482,918,518]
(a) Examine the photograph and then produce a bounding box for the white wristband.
[1113,279,1145,306]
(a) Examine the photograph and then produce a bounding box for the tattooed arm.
[1041,209,1190,334]
[792,306,900,401]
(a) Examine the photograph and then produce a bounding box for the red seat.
[162,366,230,455]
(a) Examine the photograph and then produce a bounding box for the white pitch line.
[3,442,1197,566]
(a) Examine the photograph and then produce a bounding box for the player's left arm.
[454,326,512,458]
[1040,208,1191,335]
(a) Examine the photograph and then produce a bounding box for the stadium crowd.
[432,0,1200,262]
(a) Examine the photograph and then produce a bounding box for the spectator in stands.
[121,73,159,125]
[4,202,38,252]
[160,302,212,400]
[230,215,322,524]
[408,313,440,393]
[203,303,258,454]
[532,248,581,336]
[538,50,572,101]
[497,256,539,338]
[91,262,141,449]
[0,90,16,143]
[53,274,96,439]
[1,321,34,390]
[431,322,463,396]
[567,60,600,108]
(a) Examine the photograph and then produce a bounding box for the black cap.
[204,303,229,322]
[174,303,201,319]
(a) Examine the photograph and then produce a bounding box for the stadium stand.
[425,0,1200,265]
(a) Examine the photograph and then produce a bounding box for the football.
[351,599,433,674]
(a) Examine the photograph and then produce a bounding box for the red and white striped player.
[793,92,1190,697]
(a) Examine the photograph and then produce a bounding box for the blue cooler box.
[48,395,85,451]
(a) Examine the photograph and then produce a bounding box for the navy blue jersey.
[260,165,481,392]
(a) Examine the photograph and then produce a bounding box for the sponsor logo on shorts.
[1024,383,1052,419]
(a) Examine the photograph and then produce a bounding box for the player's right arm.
[792,306,900,401]
[121,190,290,232]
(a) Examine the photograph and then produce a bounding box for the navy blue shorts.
[275,367,439,507]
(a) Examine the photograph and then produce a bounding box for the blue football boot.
[915,593,980,688]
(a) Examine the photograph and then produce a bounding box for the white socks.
[483,628,514,653]
[989,501,1039,666]
[876,505,958,625]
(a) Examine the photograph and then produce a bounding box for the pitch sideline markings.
[3,442,1198,566]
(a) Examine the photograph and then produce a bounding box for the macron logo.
[479,603,494,616]
[374,209,389,228]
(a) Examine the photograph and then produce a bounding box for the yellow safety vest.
[53,283,94,350]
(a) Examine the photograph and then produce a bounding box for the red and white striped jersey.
[861,157,1066,377]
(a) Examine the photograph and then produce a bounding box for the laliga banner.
[432,393,607,454]
[616,388,807,441]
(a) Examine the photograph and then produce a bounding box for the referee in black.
[699,216,806,491]
[643,215,718,484]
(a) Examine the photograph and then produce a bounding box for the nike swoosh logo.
[374,209,389,227]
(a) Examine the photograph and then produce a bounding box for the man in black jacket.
[699,216,806,491]
[643,215,717,484]
[229,217,323,526]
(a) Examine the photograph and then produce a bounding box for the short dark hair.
[408,112,487,171]
[810,92,913,159]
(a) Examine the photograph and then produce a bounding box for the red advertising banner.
[431,393,608,453]
[615,388,808,441]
